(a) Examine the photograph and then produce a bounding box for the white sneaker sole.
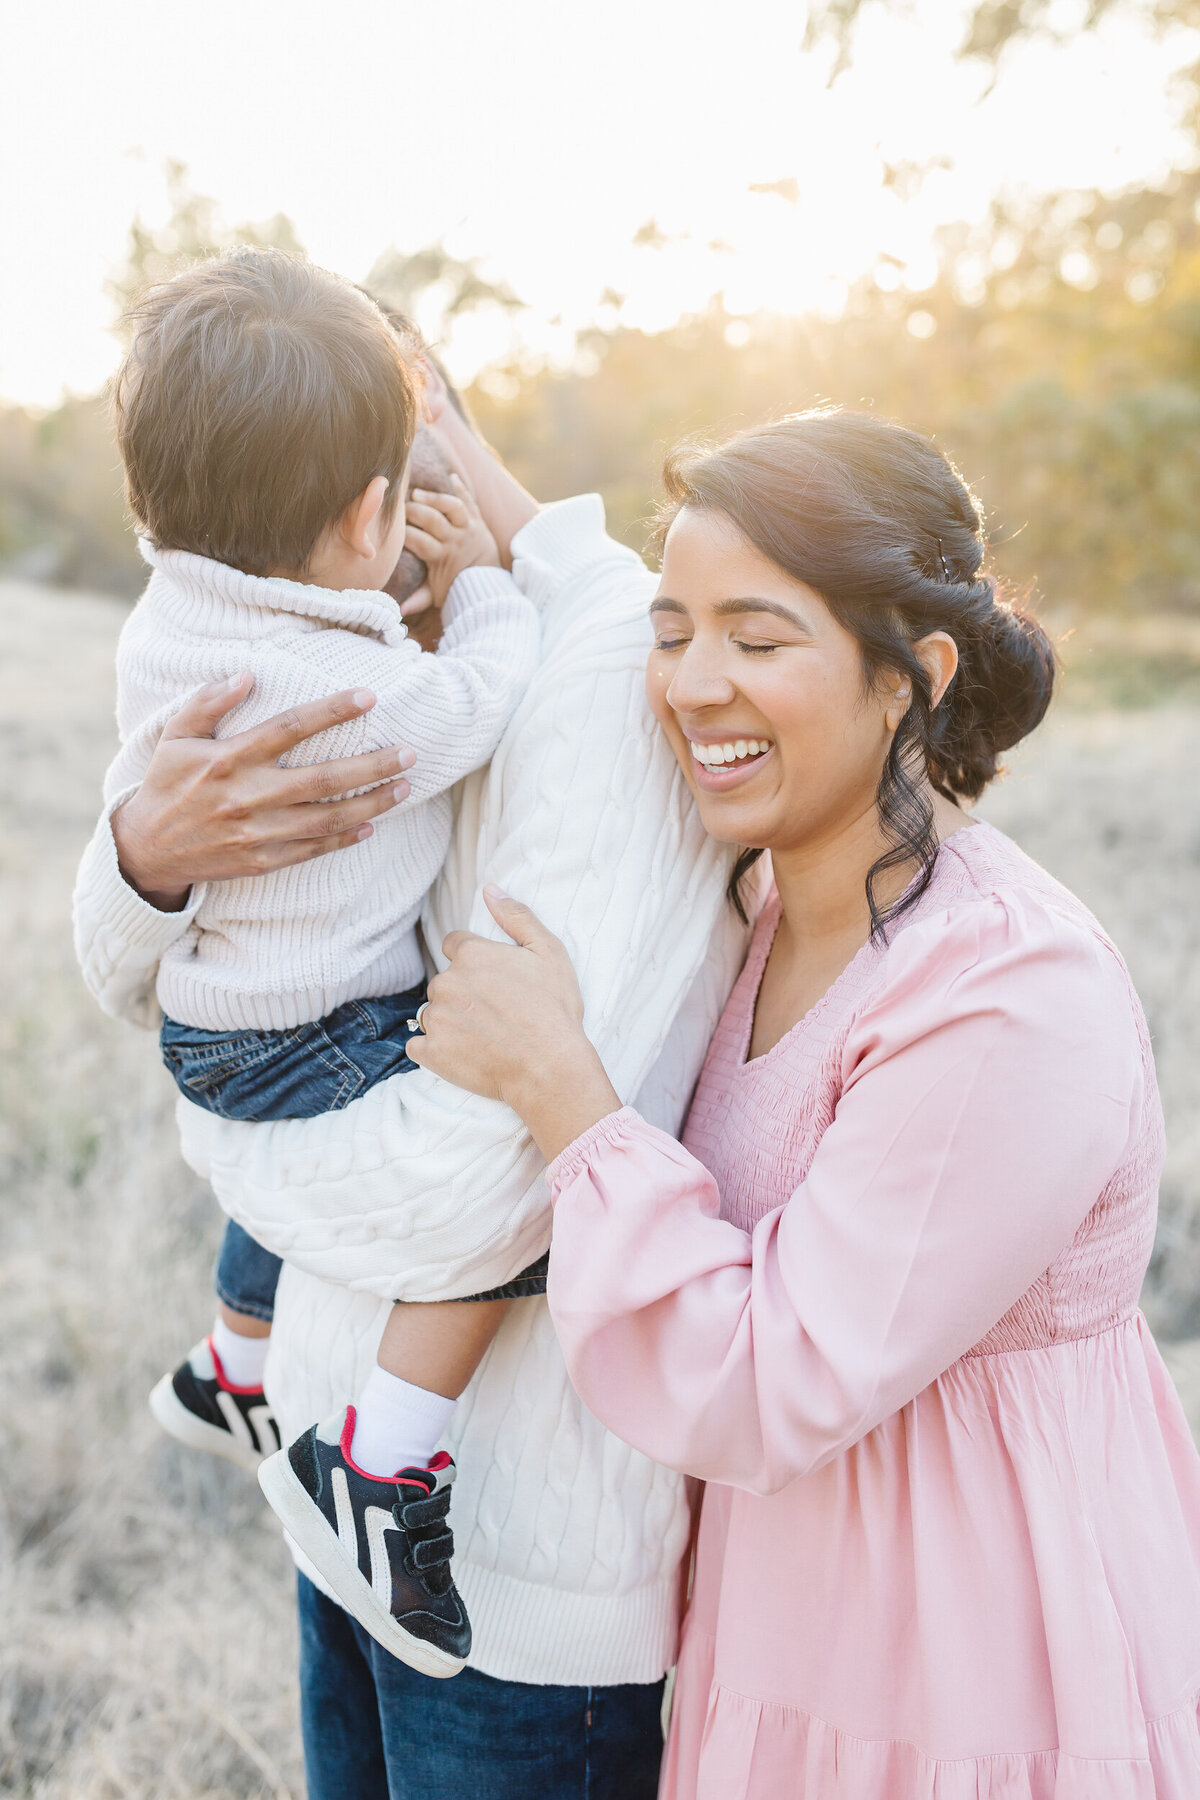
[257,1448,466,1679]
[148,1373,266,1474]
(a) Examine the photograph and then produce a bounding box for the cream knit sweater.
[73,498,755,1686]
[96,542,538,1030]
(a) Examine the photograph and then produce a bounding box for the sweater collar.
[139,539,409,645]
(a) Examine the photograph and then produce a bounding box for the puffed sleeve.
[545,892,1147,1494]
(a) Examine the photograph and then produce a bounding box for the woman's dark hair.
[656,409,1056,935]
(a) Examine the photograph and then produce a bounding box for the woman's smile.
[686,735,776,791]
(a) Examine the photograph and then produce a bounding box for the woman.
[405,411,1200,1796]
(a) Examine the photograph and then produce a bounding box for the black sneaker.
[148,1337,281,1473]
[257,1408,470,1678]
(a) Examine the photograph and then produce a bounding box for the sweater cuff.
[510,494,646,614]
[547,1106,644,1191]
[90,788,208,949]
[441,564,523,627]
[511,495,608,576]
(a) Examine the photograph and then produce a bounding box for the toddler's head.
[114,247,418,589]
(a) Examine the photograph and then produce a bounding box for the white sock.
[350,1364,456,1477]
[211,1315,270,1389]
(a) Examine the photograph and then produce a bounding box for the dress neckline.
[738,819,989,1072]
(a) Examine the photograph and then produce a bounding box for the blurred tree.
[468,165,1200,613]
[3,149,1199,622]
[0,164,308,591]
[805,0,1200,84]
[110,159,306,325]
[363,243,522,346]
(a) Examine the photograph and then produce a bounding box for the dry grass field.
[2,576,1199,1797]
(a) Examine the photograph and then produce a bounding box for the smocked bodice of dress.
[683,819,1165,1354]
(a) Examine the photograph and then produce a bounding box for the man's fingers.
[235,689,380,764]
[275,778,413,842]
[161,672,255,741]
[256,824,384,872]
[270,744,416,806]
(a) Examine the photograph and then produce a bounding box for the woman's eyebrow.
[713,597,808,628]
[649,596,688,615]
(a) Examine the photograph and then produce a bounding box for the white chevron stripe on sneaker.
[331,1466,396,1608]
[331,1466,357,1557]
[148,1339,280,1473]
[248,1404,277,1455]
[216,1389,257,1452]
[365,1505,399,1609]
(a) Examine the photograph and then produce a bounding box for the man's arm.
[74,683,418,1024]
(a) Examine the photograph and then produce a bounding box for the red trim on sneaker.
[206,1336,267,1397]
[338,1405,435,1487]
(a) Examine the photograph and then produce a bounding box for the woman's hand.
[111,676,417,910]
[408,888,622,1163]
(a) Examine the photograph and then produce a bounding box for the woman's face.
[646,507,902,857]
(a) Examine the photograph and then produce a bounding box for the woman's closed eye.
[653,634,691,652]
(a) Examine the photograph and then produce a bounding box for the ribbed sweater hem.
[156,932,427,1031]
[294,1538,679,1686]
[456,1561,679,1686]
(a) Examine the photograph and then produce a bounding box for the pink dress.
[546,823,1200,1798]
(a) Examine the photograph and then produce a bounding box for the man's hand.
[418,360,539,565]
[111,675,416,910]
[404,476,501,610]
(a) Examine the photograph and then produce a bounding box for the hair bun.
[930,582,1056,801]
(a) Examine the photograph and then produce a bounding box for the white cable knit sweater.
[73,497,754,1686]
[97,542,538,1030]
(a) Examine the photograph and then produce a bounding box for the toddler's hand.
[404,476,500,611]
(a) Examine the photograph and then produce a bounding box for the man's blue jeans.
[296,1575,665,1799]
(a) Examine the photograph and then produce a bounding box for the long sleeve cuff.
[511,495,646,614]
[440,563,528,627]
[72,788,208,1028]
[548,1107,642,1189]
[101,791,206,941]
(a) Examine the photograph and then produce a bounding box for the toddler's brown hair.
[114,247,419,578]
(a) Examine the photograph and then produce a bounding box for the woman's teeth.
[690,738,772,767]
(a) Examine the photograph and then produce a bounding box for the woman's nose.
[665,644,737,713]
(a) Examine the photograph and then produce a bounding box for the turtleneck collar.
[139,538,409,646]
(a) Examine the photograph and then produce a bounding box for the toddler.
[105,248,540,1677]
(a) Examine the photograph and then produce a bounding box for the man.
[73,361,750,1799]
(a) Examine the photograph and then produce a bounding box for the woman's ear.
[883,669,913,735]
[914,631,959,710]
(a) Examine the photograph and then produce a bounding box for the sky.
[1,0,1195,407]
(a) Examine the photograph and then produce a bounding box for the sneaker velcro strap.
[410,1530,454,1570]
[397,1492,450,1529]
